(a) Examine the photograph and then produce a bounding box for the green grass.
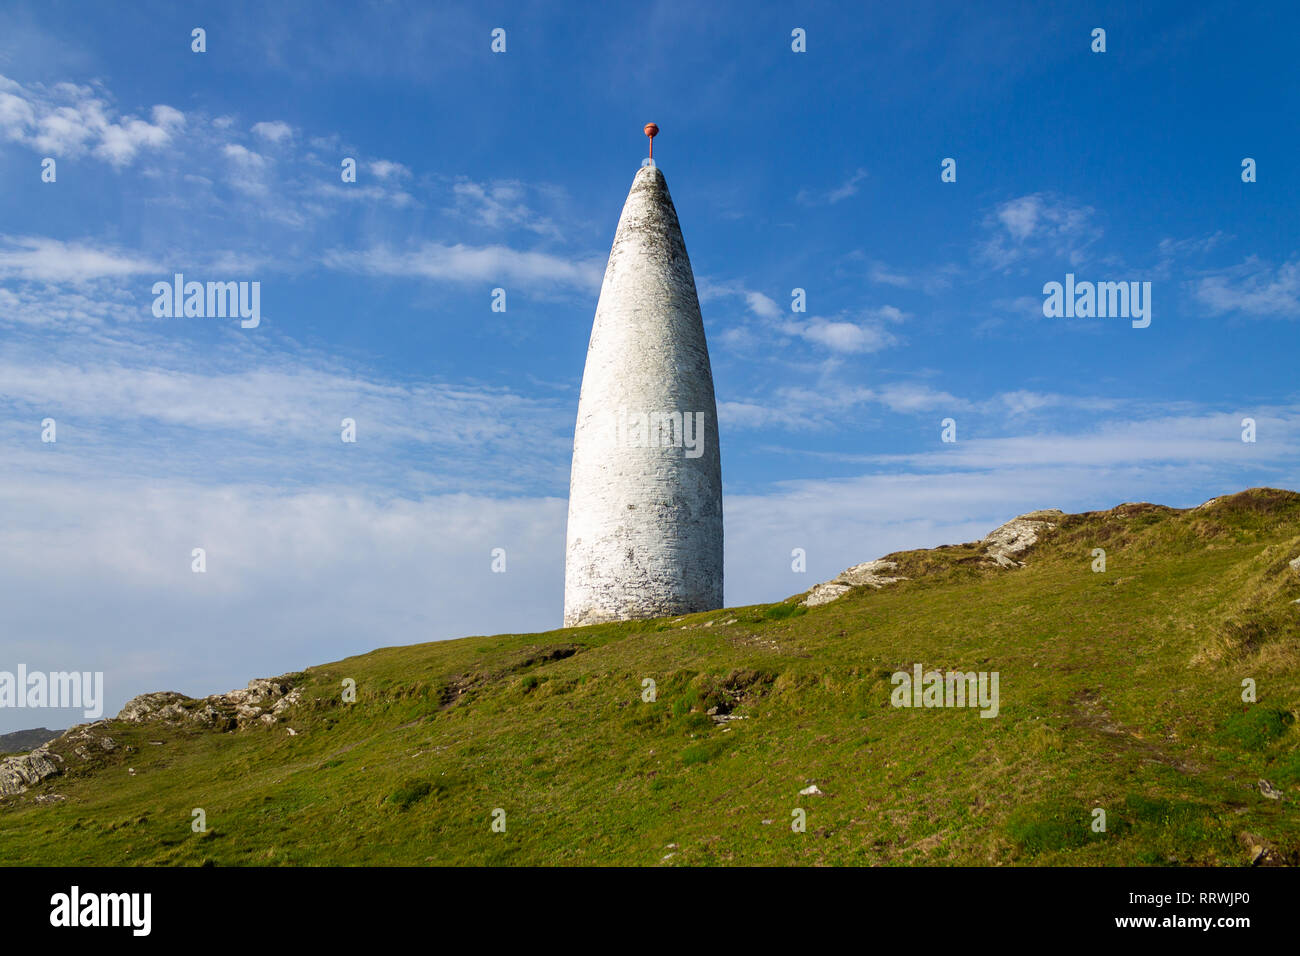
[2,487,1299,866]
[1217,707,1294,750]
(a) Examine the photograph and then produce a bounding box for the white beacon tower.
[563,124,724,627]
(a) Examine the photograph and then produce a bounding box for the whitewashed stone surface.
[563,165,723,626]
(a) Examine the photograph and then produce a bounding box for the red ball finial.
[644,122,659,161]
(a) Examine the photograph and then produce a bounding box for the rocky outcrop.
[1,674,302,800]
[982,510,1062,568]
[63,725,117,762]
[804,559,908,607]
[117,676,299,731]
[0,747,63,797]
[117,691,197,724]
[802,510,1064,607]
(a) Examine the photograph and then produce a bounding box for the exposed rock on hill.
[0,675,302,798]
[118,677,301,731]
[982,510,1063,568]
[0,747,62,797]
[802,508,1064,607]
[804,559,908,607]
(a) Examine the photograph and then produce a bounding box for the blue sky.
[1,1,1297,730]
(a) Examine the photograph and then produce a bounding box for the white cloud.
[866,304,909,323]
[718,383,1153,433]
[996,195,1044,240]
[868,262,912,287]
[873,382,965,413]
[717,326,759,351]
[0,343,574,496]
[828,167,869,203]
[696,278,783,320]
[370,159,411,180]
[0,74,184,167]
[717,400,799,430]
[220,143,273,198]
[798,167,868,205]
[448,178,561,237]
[995,389,1118,417]
[702,279,906,356]
[860,411,1299,470]
[865,259,957,295]
[780,313,901,354]
[0,235,160,283]
[312,180,416,209]
[222,143,267,168]
[783,316,896,353]
[1195,257,1300,318]
[251,120,292,143]
[0,282,141,331]
[1157,232,1228,260]
[978,193,1101,271]
[323,241,604,291]
[719,381,962,431]
[744,290,781,319]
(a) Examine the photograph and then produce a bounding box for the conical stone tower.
[563,153,723,627]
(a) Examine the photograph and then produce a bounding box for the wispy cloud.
[700,279,907,356]
[719,382,1174,433]
[370,159,411,180]
[779,314,899,354]
[744,290,782,319]
[865,258,958,295]
[251,120,292,143]
[0,235,160,282]
[977,193,1101,271]
[448,178,564,238]
[797,167,868,205]
[1195,256,1300,318]
[0,327,575,496]
[852,410,1299,471]
[323,241,604,291]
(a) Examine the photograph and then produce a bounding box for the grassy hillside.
[3,488,1299,866]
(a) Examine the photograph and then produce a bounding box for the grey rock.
[0,747,63,796]
[117,691,192,723]
[803,559,908,608]
[1258,779,1284,800]
[982,511,1061,568]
